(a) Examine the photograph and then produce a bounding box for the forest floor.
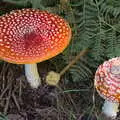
[0,62,120,120]
[0,62,98,120]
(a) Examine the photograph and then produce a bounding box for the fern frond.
[106,30,117,58]
[100,0,120,17]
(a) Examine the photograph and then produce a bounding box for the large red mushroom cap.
[0,9,71,64]
[94,57,120,103]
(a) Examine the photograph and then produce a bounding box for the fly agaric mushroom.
[0,9,71,88]
[94,57,120,119]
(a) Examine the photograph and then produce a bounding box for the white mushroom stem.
[102,100,119,119]
[25,64,41,88]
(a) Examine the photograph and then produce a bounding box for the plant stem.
[46,49,89,86]
[60,48,89,76]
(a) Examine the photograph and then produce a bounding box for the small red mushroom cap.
[94,57,120,103]
[0,9,71,64]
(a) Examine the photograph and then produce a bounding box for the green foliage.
[1,0,120,83]
[0,113,8,120]
[63,0,120,82]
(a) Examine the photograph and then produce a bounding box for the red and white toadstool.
[0,9,71,88]
[94,57,120,119]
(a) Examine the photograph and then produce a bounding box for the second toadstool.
[94,57,120,119]
[0,9,71,88]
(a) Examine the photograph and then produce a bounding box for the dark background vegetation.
[0,0,120,120]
